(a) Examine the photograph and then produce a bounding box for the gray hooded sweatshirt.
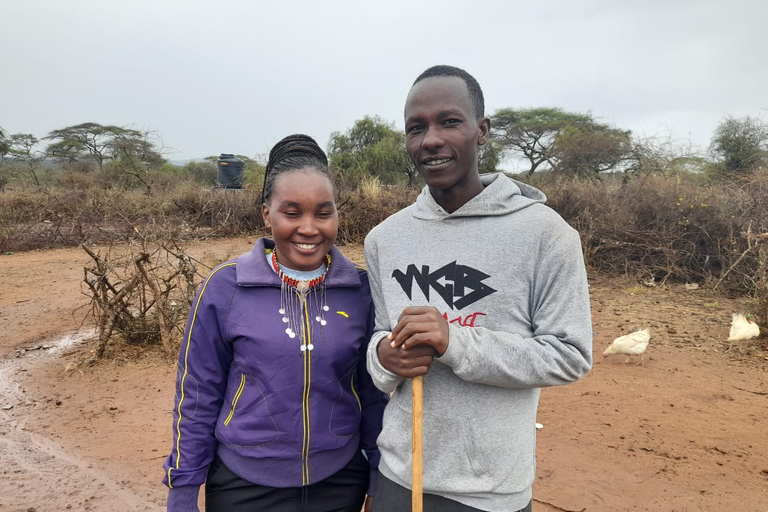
[365,173,593,511]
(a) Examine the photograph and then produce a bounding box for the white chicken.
[603,328,651,366]
[727,313,760,347]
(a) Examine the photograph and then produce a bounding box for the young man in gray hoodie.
[365,65,593,512]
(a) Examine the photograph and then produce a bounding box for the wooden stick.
[412,375,423,512]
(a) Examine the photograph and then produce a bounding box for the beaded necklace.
[271,250,331,290]
[271,250,331,351]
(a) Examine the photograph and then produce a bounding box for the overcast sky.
[2,0,766,169]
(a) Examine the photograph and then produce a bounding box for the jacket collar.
[236,238,361,288]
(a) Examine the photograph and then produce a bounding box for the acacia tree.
[491,107,638,178]
[552,125,635,178]
[7,133,45,188]
[328,116,416,185]
[110,130,167,193]
[45,122,164,173]
[491,108,593,175]
[709,115,768,174]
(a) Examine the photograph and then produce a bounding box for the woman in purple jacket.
[163,134,388,512]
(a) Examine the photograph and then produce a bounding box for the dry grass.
[360,175,383,201]
[2,171,767,316]
[336,183,417,245]
[531,172,768,294]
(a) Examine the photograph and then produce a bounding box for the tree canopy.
[490,107,636,177]
[1,133,45,188]
[552,124,634,177]
[44,122,164,172]
[491,108,593,175]
[709,115,768,174]
[0,127,10,157]
[328,116,415,185]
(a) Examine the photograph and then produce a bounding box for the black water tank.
[216,154,244,189]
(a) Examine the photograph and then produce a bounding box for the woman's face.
[262,167,338,271]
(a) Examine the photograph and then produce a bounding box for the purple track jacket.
[163,239,387,504]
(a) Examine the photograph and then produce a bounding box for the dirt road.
[1,240,767,511]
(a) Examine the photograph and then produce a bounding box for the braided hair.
[261,134,332,205]
[413,65,485,119]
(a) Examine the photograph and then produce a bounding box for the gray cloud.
[2,0,766,164]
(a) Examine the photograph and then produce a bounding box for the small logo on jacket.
[392,261,496,310]
[444,311,486,326]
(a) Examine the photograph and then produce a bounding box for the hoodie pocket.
[382,398,491,494]
[467,413,537,493]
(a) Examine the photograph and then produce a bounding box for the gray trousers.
[372,474,532,512]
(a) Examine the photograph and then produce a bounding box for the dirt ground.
[1,238,767,512]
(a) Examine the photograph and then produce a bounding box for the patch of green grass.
[703,301,719,308]
[624,285,650,295]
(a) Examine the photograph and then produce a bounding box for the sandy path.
[0,240,256,511]
[1,240,767,511]
[0,338,165,511]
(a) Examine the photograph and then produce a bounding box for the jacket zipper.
[224,374,246,426]
[300,293,312,486]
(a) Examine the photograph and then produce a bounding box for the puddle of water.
[1,329,97,405]
[45,328,97,354]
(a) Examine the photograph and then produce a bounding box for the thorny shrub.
[3,173,768,323]
[0,185,265,252]
[336,184,418,244]
[82,239,205,359]
[533,172,768,297]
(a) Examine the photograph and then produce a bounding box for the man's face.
[404,76,490,196]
